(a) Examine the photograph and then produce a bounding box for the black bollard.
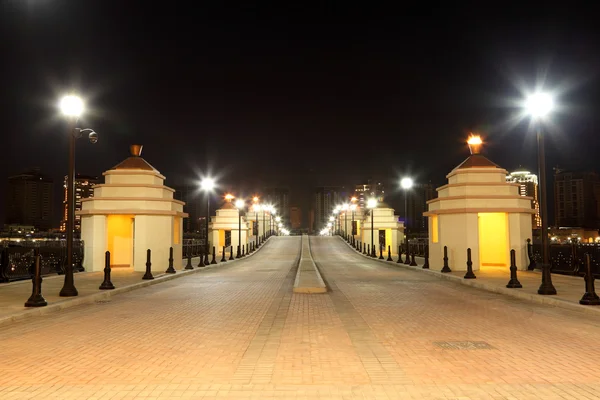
[198,250,205,267]
[367,244,370,256]
[404,240,411,265]
[185,251,193,270]
[24,251,47,307]
[99,251,115,290]
[506,249,522,288]
[441,246,451,273]
[165,247,176,273]
[211,246,217,264]
[397,245,403,263]
[229,246,234,260]
[246,243,249,256]
[242,245,245,257]
[237,245,241,259]
[143,249,154,280]
[526,238,536,270]
[204,250,209,265]
[410,253,417,266]
[387,245,393,261]
[379,246,384,260]
[423,245,430,269]
[580,253,600,305]
[464,248,476,279]
[221,246,227,262]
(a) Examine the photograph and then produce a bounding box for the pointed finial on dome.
[467,134,482,155]
[130,144,143,157]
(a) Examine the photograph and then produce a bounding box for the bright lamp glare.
[60,95,84,117]
[200,178,215,191]
[525,92,554,118]
[367,198,377,209]
[400,177,413,190]
[235,199,245,209]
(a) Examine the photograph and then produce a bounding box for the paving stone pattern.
[1,236,600,399]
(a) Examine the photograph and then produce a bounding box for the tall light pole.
[333,206,340,235]
[252,197,260,246]
[525,92,557,295]
[350,201,357,244]
[342,204,349,239]
[59,94,98,297]
[235,199,245,258]
[367,198,377,257]
[401,177,413,262]
[200,178,215,259]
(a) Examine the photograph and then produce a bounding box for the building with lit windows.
[61,174,99,232]
[313,186,344,231]
[6,168,54,230]
[506,168,541,229]
[354,180,385,210]
[553,169,600,229]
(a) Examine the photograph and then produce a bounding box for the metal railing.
[530,242,600,277]
[0,240,84,283]
[182,239,204,258]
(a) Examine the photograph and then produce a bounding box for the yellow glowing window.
[432,215,439,243]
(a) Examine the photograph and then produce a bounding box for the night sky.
[2,2,600,227]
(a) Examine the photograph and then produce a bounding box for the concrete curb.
[338,236,600,316]
[0,237,274,328]
[293,235,327,293]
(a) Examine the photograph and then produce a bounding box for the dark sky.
[2,2,600,226]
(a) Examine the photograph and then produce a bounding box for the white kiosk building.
[208,200,249,256]
[360,204,404,256]
[424,137,534,271]
[78,145,187,272]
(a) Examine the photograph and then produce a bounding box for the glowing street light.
[235,199,245,258]
[525,92,554,118]
[400,177,414,264]
[367,198,377,257]
[60,95,84,117]
[200,177,216,264]
[252,196,260,246]
[58,94,98,298]
[525,91,556,295]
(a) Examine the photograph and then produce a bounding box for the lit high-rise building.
[264,187,290,225]
[354,180,385,209]
[313,187,344,231]
[506,168,541,229]
[290,206,302,229]
[553,169,600,229]
[61,174,99,232]
[6,168,54,231]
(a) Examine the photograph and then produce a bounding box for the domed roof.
[220,201,236,210]
[110,145,159,172]
[454,154,500,170]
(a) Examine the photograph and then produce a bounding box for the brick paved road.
[2,236,600,399]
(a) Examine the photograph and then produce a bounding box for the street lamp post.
[525,92,557,295]
[253,197,260,247]
[235,199,245,258]
[200,178,215,261]
[59,95,98,297]
[401,177,413,264]
[350,203,357,244]
[367,198,377,257]
[342,204,349,240]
